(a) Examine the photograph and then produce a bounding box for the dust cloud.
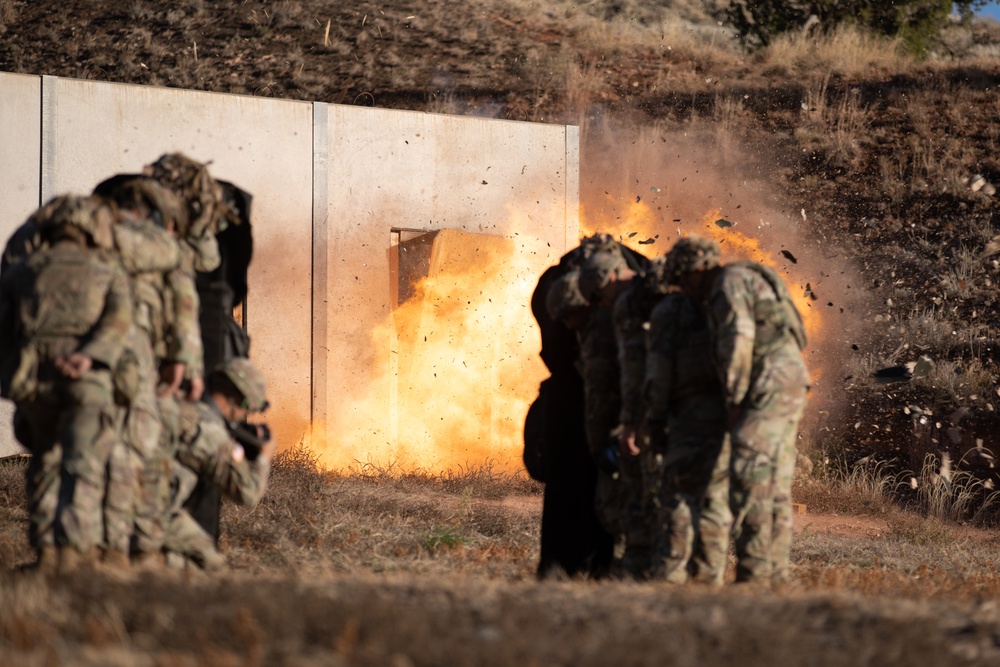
[253,120,871,473]
[580,120,873,449]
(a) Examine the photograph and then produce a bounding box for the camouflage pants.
[164,509,226,571]
[163,463,225,571]
[105,329,168,555]
[32,370,119,552]
[104,420,135,553]
[655,433,732,585]
[618,452,656,578]
[730,377,807,583]
[594,455,647,576]
[14,403,62,550]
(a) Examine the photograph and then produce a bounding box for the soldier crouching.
[162,358,274,572]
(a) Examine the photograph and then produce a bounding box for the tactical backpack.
[729,261,807,353]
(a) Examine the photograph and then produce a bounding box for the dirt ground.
[2,455,1000,666]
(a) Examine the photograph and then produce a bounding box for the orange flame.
[303,224,554,473]
[582,199,825,380]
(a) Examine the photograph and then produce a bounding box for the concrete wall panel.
[0,72,41,457]
[0,73,40,239]
[317,105,575,468]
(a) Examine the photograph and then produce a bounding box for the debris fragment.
[872,356,932,384]
[948,407,970,425]
[780,249,798,263]
[714,218,734,228]
[638,238,655,245]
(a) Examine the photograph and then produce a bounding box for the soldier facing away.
[92,176,193,568]
[665,235,809,583]
[0,195,132,573]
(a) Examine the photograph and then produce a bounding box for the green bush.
[725,0,985,54]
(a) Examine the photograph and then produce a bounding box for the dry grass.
[1,449,1000,663]
[760,24,908,78]
[221,445,542,577]
[795,74,871,170]
[795,455,899,517]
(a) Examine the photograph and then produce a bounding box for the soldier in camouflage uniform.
[143,153,234,544]
[666,236,809,583]
[163,358,274,571]
[95,156,227,566]
[577,246,663,578]
[0,195,132,573]
[93,176,192,568]
[644,288,731,585]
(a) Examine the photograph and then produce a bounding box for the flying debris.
[803,283,817,300]
[872,356,933,384]
[638,238,656,245]
[780,249,798,263]
[714,218,734,228]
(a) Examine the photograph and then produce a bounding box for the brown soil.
[795,511,891,539]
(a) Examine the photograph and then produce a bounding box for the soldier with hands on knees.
[666,235,809,583]
[644,267,731,585]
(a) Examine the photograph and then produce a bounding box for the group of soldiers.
[0,154,275,575]
[528,233,810,584]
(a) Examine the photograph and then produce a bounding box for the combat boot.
[58,545,97,575]
[134,550,167,571]
[102,549,131,572]
[36,545,59,576]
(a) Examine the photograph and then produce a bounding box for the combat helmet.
[39,194,115,250]
[546,270,589,323]
[664,235,721,284]
[577,244,629,302]
[213,357,269,412]
[94,175,190,234]
[143,153,230,238]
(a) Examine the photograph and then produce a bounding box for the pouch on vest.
[113,347,141,406]
[732,261,808,351]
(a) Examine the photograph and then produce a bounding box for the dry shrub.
[795,74,871,170]
[762,25,908,78]
[0,0,16,27]
[795,454,899,516]
[908,453,1000,525]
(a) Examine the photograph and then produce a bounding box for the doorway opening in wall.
[387,227,516,462]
